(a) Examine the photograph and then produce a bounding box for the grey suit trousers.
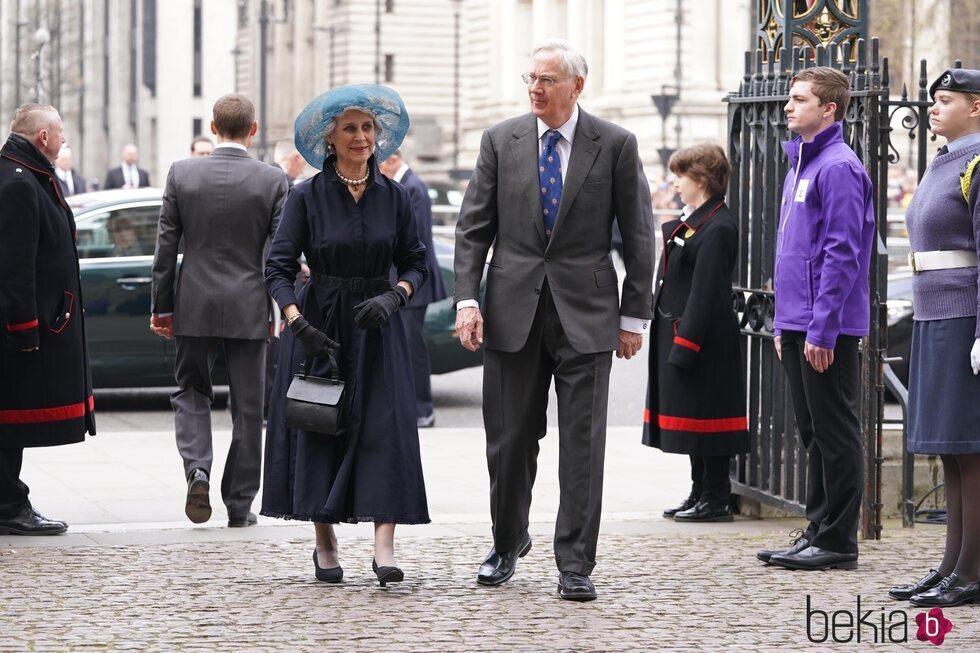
[172,336,266,518]
[483,282,612,576]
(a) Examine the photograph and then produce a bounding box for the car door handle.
[115,276,152,286]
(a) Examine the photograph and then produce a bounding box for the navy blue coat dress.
[261,156,430,524]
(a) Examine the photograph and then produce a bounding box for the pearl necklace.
[334,163,370,191]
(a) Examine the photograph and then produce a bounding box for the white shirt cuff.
[456,299,480,310]
[153,312,174,318]
[620,315,649,334]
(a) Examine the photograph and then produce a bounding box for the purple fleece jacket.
[773,122,876,348]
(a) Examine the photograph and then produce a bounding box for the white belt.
[908,249,978,274]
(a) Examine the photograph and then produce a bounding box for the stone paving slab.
[2,527,977,651]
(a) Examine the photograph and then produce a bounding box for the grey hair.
[323,105,383,154]
[531,39,588,79]
[9,103,59,140]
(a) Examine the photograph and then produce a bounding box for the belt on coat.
[907,249,978,274]
[311,273,390,293]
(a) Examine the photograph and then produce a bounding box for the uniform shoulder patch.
[962,152,980,202]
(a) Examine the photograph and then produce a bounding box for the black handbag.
[284,352,349,436]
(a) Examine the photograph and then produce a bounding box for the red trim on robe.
[0,395,94,424]
[673,336,701,352]
[644,410,747,433]
[6,319,39,332]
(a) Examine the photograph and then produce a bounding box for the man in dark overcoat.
[0,104,96,535]
[380,150,448,428]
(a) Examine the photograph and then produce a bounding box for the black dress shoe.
[313,550,343,583]
[373,558,404,587]
[673,500,734,522]
[558,572,597,602]
[663,492,700,518]
[0,505,68,535]
[227,512,257,528]
[476,533,532,586]
[769,545,858,571]
[889,569,943,601]
[757,528,809,564]
[910,573,980,607]
[185,468,211,524]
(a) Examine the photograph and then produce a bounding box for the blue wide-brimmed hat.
[294,84,410,170]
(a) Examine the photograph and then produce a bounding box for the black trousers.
[483,283,612,576]
[400,305,434,419]
[780,331,862,554]
[690,455,731,503]
[0,448,29,518]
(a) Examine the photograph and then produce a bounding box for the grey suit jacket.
[453,108,654,353]
[151,147,289,339]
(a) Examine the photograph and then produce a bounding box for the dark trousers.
[0,448,29,517]
[690,454,731,504]
[172,336,266,517]
[483,284,612,576]
[400,305,434,419]
[780,331,862,554]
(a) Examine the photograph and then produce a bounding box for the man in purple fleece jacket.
[757,67,876,572]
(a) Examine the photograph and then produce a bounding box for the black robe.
[0,135,95,447]
[642,197,748,456]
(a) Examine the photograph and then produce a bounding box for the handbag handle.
[299,349,341,385]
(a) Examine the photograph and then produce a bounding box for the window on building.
[193,118,203,138]
[385,54,395,83]
[193,0,203,97]
[386,0,394,12]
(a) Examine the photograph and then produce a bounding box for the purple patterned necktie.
[538,129,563,239]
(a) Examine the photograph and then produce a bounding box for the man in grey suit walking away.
[150,94,289,527]
[453,40,654,601]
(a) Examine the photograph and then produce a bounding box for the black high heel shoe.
[313,550,343,583]
[373,558,404,587]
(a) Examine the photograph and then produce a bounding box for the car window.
[77,206,160,259]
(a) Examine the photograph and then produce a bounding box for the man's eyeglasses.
[521,72,566,89]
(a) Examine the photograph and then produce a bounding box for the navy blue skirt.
[908,317,980,455]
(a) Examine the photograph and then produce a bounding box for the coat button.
[65,312,70,319]
[659,280,664,286]
[534,288,540,295]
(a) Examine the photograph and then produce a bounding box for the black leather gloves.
[353,286,409,330]
[289,316,340,358]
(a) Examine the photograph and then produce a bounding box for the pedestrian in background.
[890,68,980,608]
[150,94,289,528]
[380,149,447,428]
[54,146,86,196]
[104,143,150,189]
[274,139,307,188]
[453,40,654,601]
[758,67,875,572]
[0,104,96,536]
[262,85,429,587]
[190,135,214,157]
[643,144,748,523]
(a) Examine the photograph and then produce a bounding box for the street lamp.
[257,0,290,162]
[32,26,50,103]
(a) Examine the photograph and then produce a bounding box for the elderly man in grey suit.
[150,94,289,527]
[454,40,654,601]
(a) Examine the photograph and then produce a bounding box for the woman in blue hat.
[890,68,980,608]
[262,85,429,587]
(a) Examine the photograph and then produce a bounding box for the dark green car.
[70,189,482,388]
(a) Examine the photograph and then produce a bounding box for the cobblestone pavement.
[2,527,977,651]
